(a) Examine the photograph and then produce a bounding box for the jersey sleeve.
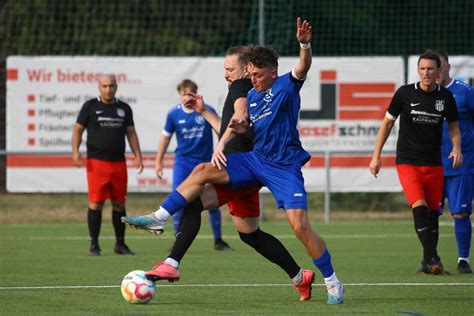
[288,71,305,92]
[444,91,458,123]
[125,104,135,127]
[204,104,217,114]
[76,102,90,127]
[467,85,474,112]
[163,109,175,136]
[230,79,253,103]
[386,87,403,120]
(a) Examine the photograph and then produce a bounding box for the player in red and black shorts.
[141,46,314,302]
[370,50,463,274]
[72,74,143,256]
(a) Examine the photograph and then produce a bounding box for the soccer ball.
[121,270,156,304]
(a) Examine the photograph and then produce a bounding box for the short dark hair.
[434,50,449,63]
[417,50,441,68]
[177,79,198,93]
[247,45,279,69]
[226,46,251,68]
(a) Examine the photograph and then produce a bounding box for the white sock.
[292,268,303,285]
[164,257,179,268]
[324,272,340,286]
[153,207,171,221]
[458,257,470,264]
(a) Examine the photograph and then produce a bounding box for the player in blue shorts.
[436,51,474,273]
[155,79,231,251]
[123,18,344,304]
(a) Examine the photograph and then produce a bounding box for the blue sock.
[313,249,335,278]
[162,190,189,216]
[172,209,183,234]
[454,216,472,258]
[208,208,222,240]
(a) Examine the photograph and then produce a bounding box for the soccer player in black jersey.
[369,50,463,274]
[137,46,316,302]
[72,74,143,256]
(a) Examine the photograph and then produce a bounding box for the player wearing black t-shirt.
[72,74,143,256]
[370,50,463,274]
[134,46,314,302]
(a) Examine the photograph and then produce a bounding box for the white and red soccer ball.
[121,270,156,304]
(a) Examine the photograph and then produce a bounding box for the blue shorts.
[225,152,307,211]
[173,156,207,189]
[440,174,473,215]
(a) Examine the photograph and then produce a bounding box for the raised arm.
[369,117,395,177]
[293,17,313,80]
[126,126,144,174]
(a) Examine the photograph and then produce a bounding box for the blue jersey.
[247,72,310,165]
[441,79,474,176]
[163,103,216,161]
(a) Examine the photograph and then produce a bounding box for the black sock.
[168,198,204,262]
[428,210,440,260]
[88,208,102,246]
[112,209,126,246]
[413,205,437,262]
[239,228,301,279]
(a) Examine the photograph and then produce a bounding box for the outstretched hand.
[296,17,312,44]
[228,118,249,134]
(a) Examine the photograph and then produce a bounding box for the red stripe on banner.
[320,70,336,81]
[6,155,176,168]
[7,154,396,168]
[304,155,396,168]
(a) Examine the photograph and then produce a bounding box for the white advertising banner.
[408,55,474,85]
[6,56,403,192]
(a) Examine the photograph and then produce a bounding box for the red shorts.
[213,185,261,218]
[396,164,444,210]
[86,158,128,203]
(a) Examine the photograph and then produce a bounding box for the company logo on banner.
[281,57,404,152]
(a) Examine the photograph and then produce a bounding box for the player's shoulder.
[167,103,182,113]
[230,78,253,91]
[204,103,217,112]
[81,97,100,110]
[115,98,132,108]
[453,79,473,91]
[399,83,415,92]
[438,85,455,98]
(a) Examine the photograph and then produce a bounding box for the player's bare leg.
[122,163,229,234]
[286,209,344,304]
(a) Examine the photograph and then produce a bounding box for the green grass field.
[1,220,473,315]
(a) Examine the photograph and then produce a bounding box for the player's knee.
[290,221,311,240]
[190,163,214,183]
[238,229,259,246]
[453,212,470,219]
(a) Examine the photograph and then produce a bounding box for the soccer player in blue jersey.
[436,51,474,274]
[123,18,344,304]
[155,79,231,251]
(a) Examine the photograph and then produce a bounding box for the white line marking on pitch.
[1,283,473,290]
[0,233,455,241]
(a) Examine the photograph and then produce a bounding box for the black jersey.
[220,78,254,154]
[76,97,134,161]
[387,82,458,166]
